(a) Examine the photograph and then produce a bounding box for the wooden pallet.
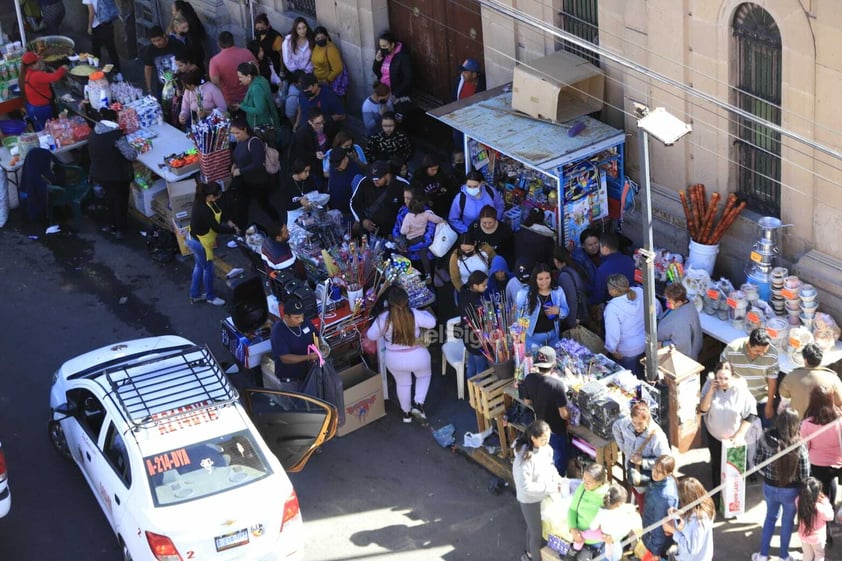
[467,369,514,457]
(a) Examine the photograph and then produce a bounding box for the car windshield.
[145,430,272,507]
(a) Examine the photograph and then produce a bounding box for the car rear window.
[145,430,273,507]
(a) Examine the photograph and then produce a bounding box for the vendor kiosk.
[429,85,625,248]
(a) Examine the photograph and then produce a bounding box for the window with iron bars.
[557,0,599,67]
[732,3,782,217]
[287,0,316,18]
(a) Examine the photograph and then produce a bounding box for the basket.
[200,150,231,183]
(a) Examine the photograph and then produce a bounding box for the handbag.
[330,67,350,96]
[429,221,457,257]
[301,344,345,426]
[626,430,656,486]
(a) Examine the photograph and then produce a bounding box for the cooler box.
[337,363,385,436]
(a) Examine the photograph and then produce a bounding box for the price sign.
[727,297,738,308]
[750,251,764,263]
[767,327,779,338]
[746,311,761,323]
[707,289,720,300]
[781,288,797,299]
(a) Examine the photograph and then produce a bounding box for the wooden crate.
[467,369,514,456]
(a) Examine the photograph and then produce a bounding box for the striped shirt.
[720,338,779,402]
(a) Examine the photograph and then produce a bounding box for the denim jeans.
[187,238,216,300]
[466,353,489,379]
[525,330,559,351]
[759,482,799,558]
[26,103,53,131]
[550,432,568,477]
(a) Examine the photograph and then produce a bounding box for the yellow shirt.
[311,42,344,84]
[196,201,222,260]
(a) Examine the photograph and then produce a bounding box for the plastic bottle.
[99,87,109,110]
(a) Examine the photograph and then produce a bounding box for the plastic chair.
[441,316,467,399]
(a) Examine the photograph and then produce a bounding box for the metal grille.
[558,0,600,67]
[287,0,316,18]
[733,3,782,217]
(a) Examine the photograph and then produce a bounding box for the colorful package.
[721,442,746,518]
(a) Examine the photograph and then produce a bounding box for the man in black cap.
[327,146,364,217]
[506,257,531,305]
[270,297,319,391]
[350,160,408,234]
[295,72,345,139]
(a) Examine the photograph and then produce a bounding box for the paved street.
[0,213,525,560]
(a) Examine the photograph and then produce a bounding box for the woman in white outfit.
[367,286,437,423]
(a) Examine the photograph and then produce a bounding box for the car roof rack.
[104,345,240,428]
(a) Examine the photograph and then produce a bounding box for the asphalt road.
[0,214,525,561]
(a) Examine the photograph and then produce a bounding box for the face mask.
[255,29,266,36]
[378,98,388,104]
[465,186,481,197]
[315,38,327,47]
[380,47,390,57]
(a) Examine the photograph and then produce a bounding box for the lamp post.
[636,107,692,382]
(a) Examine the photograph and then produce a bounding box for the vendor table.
[699,313,842,373]
[135,122,199,183]
[0,138,89,211]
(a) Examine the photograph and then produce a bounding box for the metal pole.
[638,128,659,382]
[13,0,26,46]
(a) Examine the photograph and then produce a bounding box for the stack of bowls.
[782,275,803,326]
[799,284,818,330]
[770,267,788,315]
[766,317,790,350]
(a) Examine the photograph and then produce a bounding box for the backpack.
[458,184,496,220]
[248,137,280,175]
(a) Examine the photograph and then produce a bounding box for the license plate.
[214,529,249,552]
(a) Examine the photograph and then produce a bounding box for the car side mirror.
[53,402,76,420]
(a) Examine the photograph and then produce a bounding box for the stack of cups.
[782,275,803,326]
[799,284,818,331]
[769,267,788,315]
[727,290,748,330]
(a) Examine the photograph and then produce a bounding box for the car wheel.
[48,420,71,461]
[120,539,132,561]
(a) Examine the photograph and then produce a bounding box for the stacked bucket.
[769,267,787,316]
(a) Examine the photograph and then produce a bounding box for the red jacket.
[23,66,66,106]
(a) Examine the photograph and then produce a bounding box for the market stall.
[429,85,625,247]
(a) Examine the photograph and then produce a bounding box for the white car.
[48,336,337,561]
[0,439,9,518]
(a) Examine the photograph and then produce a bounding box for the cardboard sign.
[721,442,747,518]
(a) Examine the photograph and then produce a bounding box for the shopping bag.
[721,441,747,518]
[561,325,606,355]
[301,344,345,426]
[429,221,457,257]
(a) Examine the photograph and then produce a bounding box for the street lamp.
[636,107,692,382]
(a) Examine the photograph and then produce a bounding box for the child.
[584,484,638,561]
[400,197,444,282]
[486,255,511,302]
[665,476,715,561]
[799,477,834,561]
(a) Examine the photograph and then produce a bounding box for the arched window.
[559,0,599,67]
[732,3,782,216]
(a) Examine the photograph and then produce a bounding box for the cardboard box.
[166,178,196,217]
[130,179,167,217]
[220,317,273,369]
[540,546,562,561]
[511,50,604,123]
[337,363,385,437]
[171,215,192,256]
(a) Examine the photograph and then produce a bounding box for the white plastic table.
[135,122,199,183]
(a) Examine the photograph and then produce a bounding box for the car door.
[92,419,131,533]
[241,390,338,472]
[63,388,108,490]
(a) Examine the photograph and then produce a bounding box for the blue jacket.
[590,251,636,305]
[486,255,511,301]
[572,246,601,285]
[447,184,504,234]
[515,286,569,337]
[642,476,679,557]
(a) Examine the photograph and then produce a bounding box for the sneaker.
[750,554,768,561]
[411,402,427,419]
[207,297,226,306]
[402,411,412,423]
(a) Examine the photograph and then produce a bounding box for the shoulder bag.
[626,430,656,486]
[429,221,457,257]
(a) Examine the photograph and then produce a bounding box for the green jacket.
[240,75,280,130]
[567,482,608,543]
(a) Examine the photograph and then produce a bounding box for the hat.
[299,73,318,88]
[284,297,305,315]
[21,52,39,65]
[370,160,390,181]
[534,346,557,370]
[514,258,531,282]
[459,58,481,73]
[329,148,347,165]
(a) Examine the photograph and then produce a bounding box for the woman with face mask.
[447,170,504,234]
[372,31,413,101]
[657,282,703,360]
[363,112,412,169]
[311,26,346,97]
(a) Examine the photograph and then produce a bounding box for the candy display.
[124,96,163,130]
[165,149,200,174]
[110,81,143,105]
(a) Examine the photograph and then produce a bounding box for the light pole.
[636,107,692,382]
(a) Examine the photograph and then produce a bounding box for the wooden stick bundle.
[679,185,746,245]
